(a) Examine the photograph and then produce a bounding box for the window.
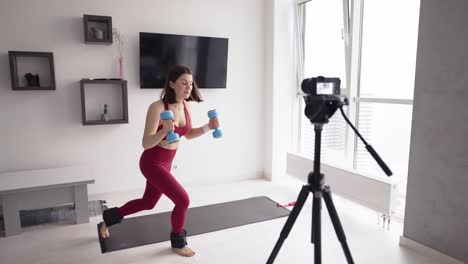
[303,0,348,85]
[297,0,421,219]
[356,0,420,218]
[299,0,351,168]
[355,102,413,178]
[359,0,419,100]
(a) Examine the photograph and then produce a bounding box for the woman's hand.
[162,119,174,133]
[157,140,168,147]
[208,117,219,129]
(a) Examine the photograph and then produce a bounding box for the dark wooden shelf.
[12,86,55,90]
[83,14,113,44]
[8,51,56,91]
[83,119,128,125]
[80,79,128,126]
[81,79,124,84]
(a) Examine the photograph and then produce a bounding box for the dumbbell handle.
[207,109,222,138]
[160,110,179,143]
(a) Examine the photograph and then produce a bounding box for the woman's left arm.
[184,102,219,140]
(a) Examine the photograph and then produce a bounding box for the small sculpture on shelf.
[101,104,109,121]
[91,27,104,40]
[24,73,40,87]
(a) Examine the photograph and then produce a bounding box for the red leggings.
[117,146,189,234]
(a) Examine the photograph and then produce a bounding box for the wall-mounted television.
[140,32,228,89]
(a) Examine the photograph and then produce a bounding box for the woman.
[99,65,219,257]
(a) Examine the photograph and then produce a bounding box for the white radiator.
[286,152,401,216]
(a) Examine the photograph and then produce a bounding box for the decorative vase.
[92,28,104,40]
[118,57,124,80]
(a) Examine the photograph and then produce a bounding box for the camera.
[302,76,341,96]
[302,76,347,124]
[268,77,392,264]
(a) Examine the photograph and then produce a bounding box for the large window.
[300,0,351,168]
[298,0,420,218]
[356,0,420,218]
[302,0,347,84]
[359,0,419,100]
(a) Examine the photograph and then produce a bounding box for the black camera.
[302,76,347,124]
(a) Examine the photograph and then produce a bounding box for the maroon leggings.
[117,146,189,234]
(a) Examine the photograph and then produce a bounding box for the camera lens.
[301,78,315,95]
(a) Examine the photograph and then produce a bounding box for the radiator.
[286,152,401,216]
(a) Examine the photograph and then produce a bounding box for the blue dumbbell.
[207,109,223,139]
[160,110,180,143]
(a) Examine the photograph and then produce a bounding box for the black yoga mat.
[97,196,290,253]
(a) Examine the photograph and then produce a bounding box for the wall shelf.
[80,79,128,125]
[8,51,56,90]
[83,14,113,44]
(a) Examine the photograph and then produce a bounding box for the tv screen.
[140,32,228,89]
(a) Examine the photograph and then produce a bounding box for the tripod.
[267,124,354,264]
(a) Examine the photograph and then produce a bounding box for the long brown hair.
[160,65,204,104]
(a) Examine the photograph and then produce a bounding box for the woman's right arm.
[142,101,172,150]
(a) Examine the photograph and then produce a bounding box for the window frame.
[296,0,415,171]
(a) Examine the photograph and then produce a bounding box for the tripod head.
[302,76,393,177]
[302,76,347,124]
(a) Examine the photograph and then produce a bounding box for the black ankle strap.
[103,207,123,227]
[170,229,188,248]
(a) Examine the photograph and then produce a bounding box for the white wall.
[264,0,297,182]
[0,0,267,195]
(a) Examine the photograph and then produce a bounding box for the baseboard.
[399,236,466,264]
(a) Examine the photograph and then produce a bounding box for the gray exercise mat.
[97,196,290,253]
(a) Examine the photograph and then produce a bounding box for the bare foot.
[100,222,110,238]
[173,246,196,257]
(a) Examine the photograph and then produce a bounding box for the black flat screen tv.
[140,32,228,88]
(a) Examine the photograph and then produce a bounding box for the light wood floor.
[0,178,443,264]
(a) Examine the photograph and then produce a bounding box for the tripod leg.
[267,185,310,264]
[322,186,355,264]
[312,193,322,264]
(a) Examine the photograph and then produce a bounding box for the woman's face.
[170,73,193,100]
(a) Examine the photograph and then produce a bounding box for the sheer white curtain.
[294,3,305,95]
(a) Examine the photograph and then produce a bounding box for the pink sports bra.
[157,100,191,139]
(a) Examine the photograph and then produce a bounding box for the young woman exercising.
[99,64,219,257]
